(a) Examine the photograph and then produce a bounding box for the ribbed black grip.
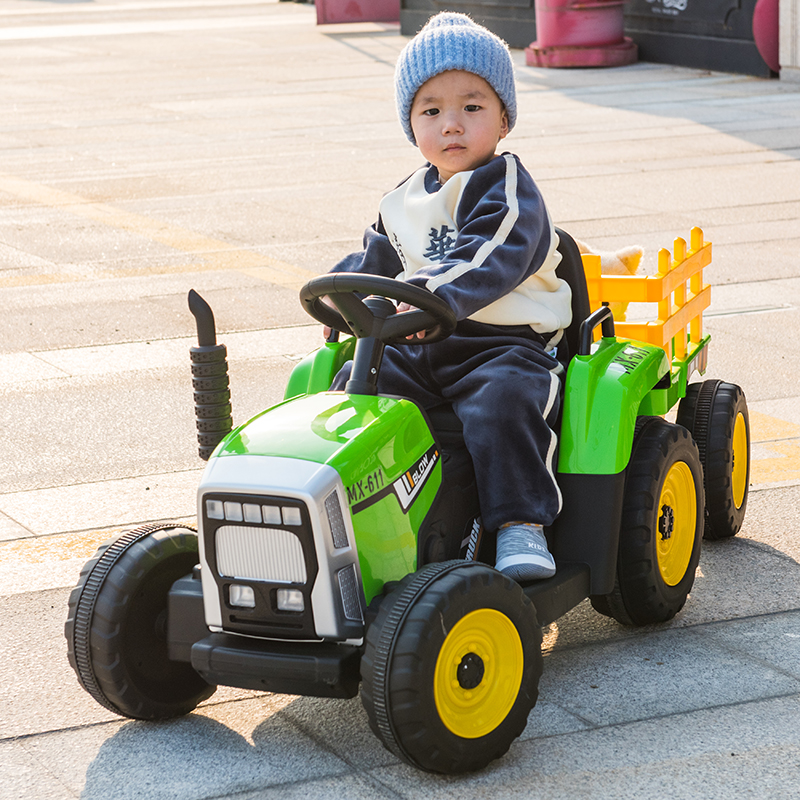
[188,290,232,461]
[190,343,232,459]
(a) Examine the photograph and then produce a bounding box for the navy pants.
[333,320,564,533]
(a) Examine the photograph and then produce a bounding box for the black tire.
[677,380,750,539]
[360,561,542,774]
[594,420,704,626]
[65,523,215,719]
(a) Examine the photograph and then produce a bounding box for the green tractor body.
[66,228,750,773]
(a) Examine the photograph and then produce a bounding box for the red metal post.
[526,0,638,68]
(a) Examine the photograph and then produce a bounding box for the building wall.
[781,0,800,80]
[401,0,800,81]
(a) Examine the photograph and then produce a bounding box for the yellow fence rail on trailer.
[581,226,712,367]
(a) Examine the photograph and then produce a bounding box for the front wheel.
[65,523,215,719]
[360,561,542,774]
[593,420,704,626]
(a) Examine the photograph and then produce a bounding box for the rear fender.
[558,338,669,475]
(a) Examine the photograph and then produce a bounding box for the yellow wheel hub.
[433,608,523,739]
[731,412,748,509]
[656,461,697,586]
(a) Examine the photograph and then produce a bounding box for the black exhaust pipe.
[188,290,233,460]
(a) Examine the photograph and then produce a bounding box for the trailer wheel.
[65,523,215,719]
[677,380,750,539]
[360,561,541,774]
[593,420,704,626]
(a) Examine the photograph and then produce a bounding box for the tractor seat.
[554,227,592,363]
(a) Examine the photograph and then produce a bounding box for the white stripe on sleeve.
[425,154,520,293]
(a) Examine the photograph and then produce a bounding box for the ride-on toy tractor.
[66,227,750,774]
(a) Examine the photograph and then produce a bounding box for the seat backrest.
[554,227,592,361]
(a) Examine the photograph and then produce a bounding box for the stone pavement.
[1,1,799,798]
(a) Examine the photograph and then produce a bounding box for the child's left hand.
[396,302,428,340]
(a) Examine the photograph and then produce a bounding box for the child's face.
[409,70,509,183]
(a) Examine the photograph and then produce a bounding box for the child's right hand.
[321,295,337,340]
[396,302,428,339]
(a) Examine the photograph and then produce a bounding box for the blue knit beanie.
[395,12,517,145]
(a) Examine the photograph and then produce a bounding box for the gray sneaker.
[495,524,556,581]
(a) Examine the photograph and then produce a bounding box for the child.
[327,12,572,581]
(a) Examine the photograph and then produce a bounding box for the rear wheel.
[677,380,750,539]
[65,523,215,719]
[592,420,704,626]
[360,561,541,774]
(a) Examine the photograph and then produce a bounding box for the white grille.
[216,525,307,584]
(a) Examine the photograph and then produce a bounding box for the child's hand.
[396,302,427,340]
[321,296,336,340]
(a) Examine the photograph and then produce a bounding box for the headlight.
[229,584,256,608]
[276,588,305,612]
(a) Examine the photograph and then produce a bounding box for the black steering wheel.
[300,274,457,345]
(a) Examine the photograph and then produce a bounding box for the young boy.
[327,12,572,581]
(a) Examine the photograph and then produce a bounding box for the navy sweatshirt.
[332,153,571,335]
